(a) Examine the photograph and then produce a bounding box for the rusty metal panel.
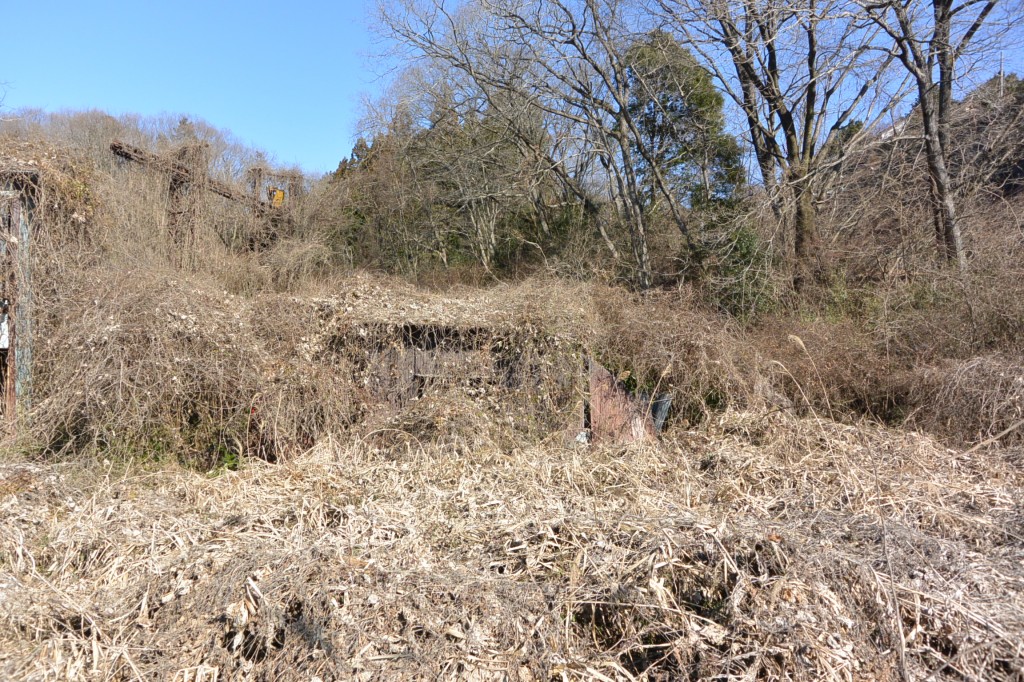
[587,359,656,445]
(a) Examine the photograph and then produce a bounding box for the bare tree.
[654,0,906,288]
[381,0,703,288]
[420,92,545,271]
[858,0,1011,270]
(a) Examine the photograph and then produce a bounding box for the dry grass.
[2,117,1024,681]
[26,268,347,464]
[911,355,1024,447]
[23,272,586,461]
[2,406,1022,681]
[9,250,1022,679]
[22,266,764,466]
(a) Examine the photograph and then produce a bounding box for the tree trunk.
[920,85,967,269]
[926,151,966,268]
[469,201,500,271]
[603,141,653,290]
[581,196,622,263]
[630,204,653,290]
[792,173,825,290]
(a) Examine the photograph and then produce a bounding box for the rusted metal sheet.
[587,359,656,445]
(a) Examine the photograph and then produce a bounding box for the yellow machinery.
[268,187,285,208]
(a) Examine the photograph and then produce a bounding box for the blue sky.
[3,1,1021,176]
[1,1,387,174]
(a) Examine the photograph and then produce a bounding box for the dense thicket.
[0,0,1021,455]
[3,6,1024,679]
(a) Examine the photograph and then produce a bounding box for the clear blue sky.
[3,1,1021,176]
[1,1,386,174]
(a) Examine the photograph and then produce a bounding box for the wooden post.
[0,176,35,431]
[1,192,17,423]
[286,172,303,203]
[247,166,265,202]
[14,189,30,414]
[245,166,268,250]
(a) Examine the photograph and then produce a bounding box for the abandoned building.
[304,284,673,446]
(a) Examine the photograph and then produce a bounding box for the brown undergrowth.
[22,267,765,466]
[1,409,1021,680]
[2,133,1023,681]
[9,262,1022,680]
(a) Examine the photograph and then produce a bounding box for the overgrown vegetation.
[1,0,1023,678]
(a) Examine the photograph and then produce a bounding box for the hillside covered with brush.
[2,0,1024,678]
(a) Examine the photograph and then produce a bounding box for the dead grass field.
[1,133,1023,680]
[2,277,1022,681]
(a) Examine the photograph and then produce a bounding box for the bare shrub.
[589,286,762,425]
[911,354,1024,446]
[752,317,908,422]
[261,237,335,291]
[27,270,356,465]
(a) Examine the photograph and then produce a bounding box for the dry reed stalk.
[2,405,1021,680]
